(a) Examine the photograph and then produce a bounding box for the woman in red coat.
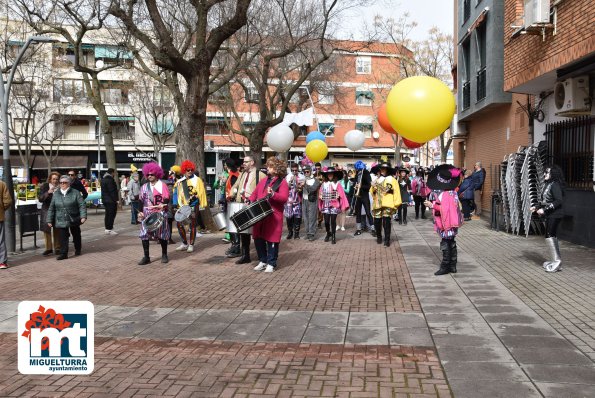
[250,157,289,273]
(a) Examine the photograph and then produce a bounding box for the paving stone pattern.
[400,218,595,398]
[456,219,595,362]
[3,216,419,313]
[0,334,450,397]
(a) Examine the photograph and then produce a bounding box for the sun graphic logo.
[18,301,94,375]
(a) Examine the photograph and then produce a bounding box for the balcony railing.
[462,81,471,110]
[476,67,486,102]
[463,0,471,24]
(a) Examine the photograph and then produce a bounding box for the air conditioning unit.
[524,0,550,26]
[554,76,591,116]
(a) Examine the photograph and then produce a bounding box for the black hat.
[427,164,462,191]
[321,166,336,175]
[370,162,394,175]
[398,167,410,174]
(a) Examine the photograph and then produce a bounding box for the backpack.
[415,177,431,197]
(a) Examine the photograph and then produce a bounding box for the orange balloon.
[402,137,423,149]
[377,104,396,134]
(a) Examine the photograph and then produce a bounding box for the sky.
[342,0,454,42]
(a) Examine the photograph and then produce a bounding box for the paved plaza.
[0,208,594,397]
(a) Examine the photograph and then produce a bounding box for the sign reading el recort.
[18,301,94,375]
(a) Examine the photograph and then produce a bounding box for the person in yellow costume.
[174,160,207,253]
[371,162,401,247]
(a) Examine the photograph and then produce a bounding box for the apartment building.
[503,0,595,247]
[453,0,532,215]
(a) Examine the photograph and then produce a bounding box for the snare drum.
[230,198,273,232]
[142,212,164,233]
[174,205,193,224]
[227,202,250,233]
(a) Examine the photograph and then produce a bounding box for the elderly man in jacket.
[127,172,141,224]
[470,161,486,219]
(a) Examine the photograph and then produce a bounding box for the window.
[94,45,133,68]
[99,81,131,104]
[475,23,487,102]
[52,44,93,68]
[356,90,374,106]
[53,79,88,104]
[290,87,309,104]
[461,39,471,110]
[356,56,371,74]
[242,122,257,133]
[318,93,334,105]
[111,121,134,140]
[209,86,230,103]
[205,117,226,135]
[245,84,259,103]
[463,0,471,24]
[153,85,173,107]
[356,123,373,138]
[12,82,33,97]
[319,123,334,137]
[56,119,91,140]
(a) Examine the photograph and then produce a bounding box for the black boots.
[449,240,457,273]
[324,232,331,242]
[331,232,336,244]
[374,218,383,244]
[139,240,151,265]
[383,217,391,247]
[235,234,252,264]
[226,233,241,258]
[294,218,301,239]
[435,239,457,275]
[160,239,169,264]
[286,217,294,239]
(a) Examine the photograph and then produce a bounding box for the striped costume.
[139,180,171,241]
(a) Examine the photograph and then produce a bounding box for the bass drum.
[227,202,251,234]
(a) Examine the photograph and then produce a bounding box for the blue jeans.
[130,200,140,224]
[254,238,280,267]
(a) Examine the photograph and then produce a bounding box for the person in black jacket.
[353,161,375,236]
[67,170,88,199]
[101,168,119,235]
[530,165,565,273]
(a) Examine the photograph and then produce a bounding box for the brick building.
[199,41,412,168]
[503,0,595,247]
[454,0,594,247]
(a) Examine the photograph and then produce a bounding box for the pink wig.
[142,162,164,179]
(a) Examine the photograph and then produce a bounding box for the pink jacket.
[432,191,463,233]
[318,181,350,213]
[249,176,289,243]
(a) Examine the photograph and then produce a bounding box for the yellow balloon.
[305,140,328,163]
[386,76,455,143]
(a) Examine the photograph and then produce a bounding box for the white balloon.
[266,124,294,152]
[344,129,365,151]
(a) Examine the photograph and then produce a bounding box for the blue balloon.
[306,131,325,143]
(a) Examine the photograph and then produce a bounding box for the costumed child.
[318,167,349,244]
[424,165,464,275]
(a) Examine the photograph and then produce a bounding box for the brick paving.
[4,214,419,313]
[0,334,450,397]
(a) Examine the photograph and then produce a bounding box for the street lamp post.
[1,35,56,253]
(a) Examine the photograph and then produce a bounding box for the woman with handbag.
[47,175,87,260]
[38,172,61,256]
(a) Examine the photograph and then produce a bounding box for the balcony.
[462,81,471,110]
[476,67,486,102]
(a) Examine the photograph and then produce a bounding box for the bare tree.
[121,68,177,158]
[209,0,369,166]
[13,0,136,176]
[108,0,252,176]
[376,14,454,163]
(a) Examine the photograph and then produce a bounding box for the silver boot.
[544,237,562,273]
